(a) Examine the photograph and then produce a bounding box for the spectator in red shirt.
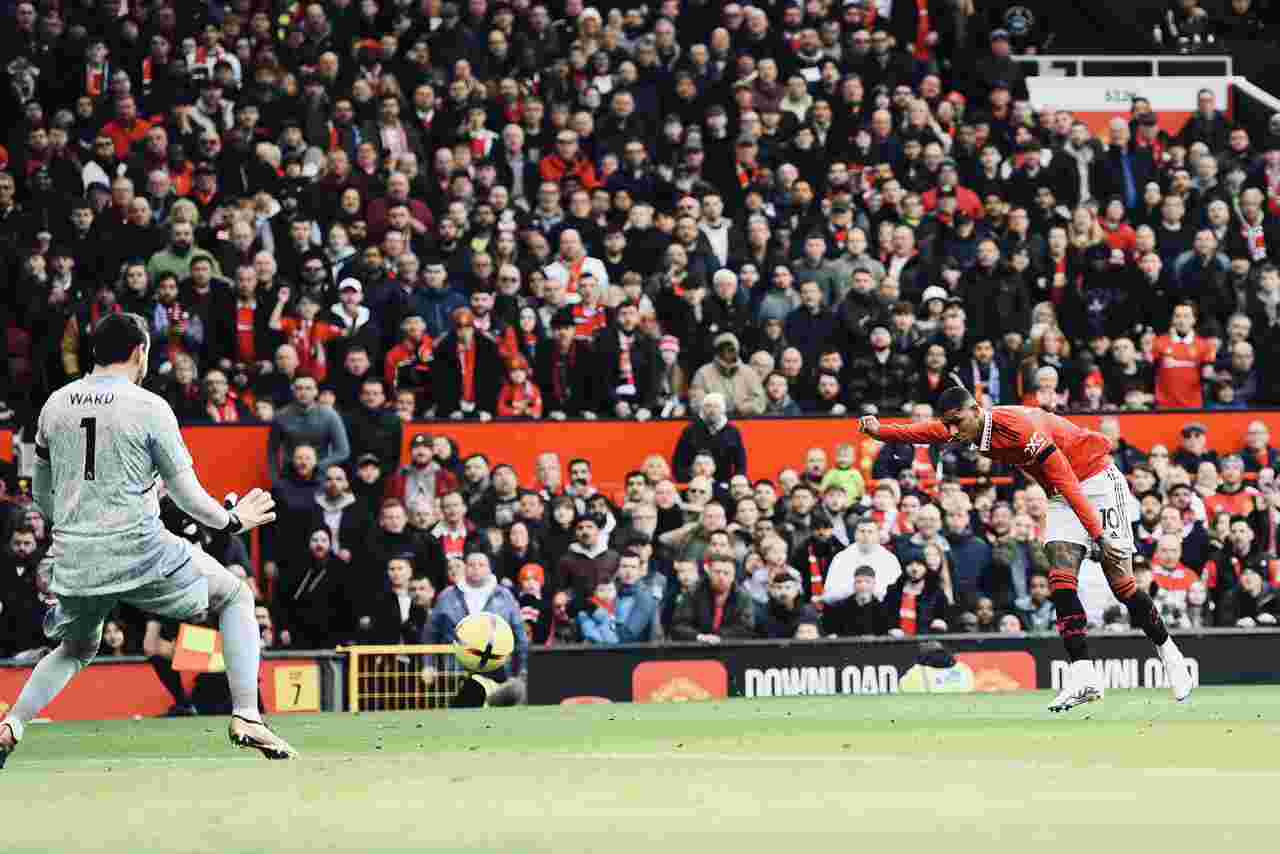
[101,95,153,158]
[1100,198,1137,254]
[496,355,544,419]
[540,130,600,190]
[1204,455,1258,519]
[384,315,434,393]
[1152,303,1216,408]
[1151,534,1201,611]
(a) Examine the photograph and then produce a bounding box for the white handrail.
[1014,54,1233,79]
[1232,76,1280,115]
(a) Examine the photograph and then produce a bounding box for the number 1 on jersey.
[80,416,97,480]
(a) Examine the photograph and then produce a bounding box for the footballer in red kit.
[859,386,1194,712]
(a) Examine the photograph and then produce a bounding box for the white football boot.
[1049,659,1105,713]
[229,715,298,760]
[1159,637,1194,703]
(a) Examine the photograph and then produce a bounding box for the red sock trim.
[1048,569,1077,593]
[1055,612,1088,638]
[1111,576,1137,600]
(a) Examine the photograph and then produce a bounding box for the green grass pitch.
[3,687,1279,853]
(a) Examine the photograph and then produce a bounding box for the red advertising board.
[0,659,320,722]
[155,410,1280,502]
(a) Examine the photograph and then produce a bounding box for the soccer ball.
[453,612,515,673]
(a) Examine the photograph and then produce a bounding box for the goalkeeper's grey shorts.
[45,546,242,652]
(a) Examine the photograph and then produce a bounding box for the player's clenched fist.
[233,488,277,531]
[859,415,881,437]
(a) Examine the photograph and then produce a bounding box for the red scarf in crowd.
[913,0,932,61]
[458,338,477,403]
[617,332,635,387]
[207,395,243,423]
[899,587,919,636]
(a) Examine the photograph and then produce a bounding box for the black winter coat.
[431,331,504,416]
[846,351,918,413]
[672,418,748,482]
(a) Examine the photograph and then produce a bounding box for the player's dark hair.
[938,385,976,413]
[91,312,149,367]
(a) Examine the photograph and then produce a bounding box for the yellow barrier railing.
[335,644,465,712]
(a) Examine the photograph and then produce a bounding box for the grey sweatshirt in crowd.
[267,402,351,481]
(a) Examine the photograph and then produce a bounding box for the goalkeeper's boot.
[1159,637,1194,703]
[228,715,297,760]
[1048,659,1104,713]
[0,717,22,770]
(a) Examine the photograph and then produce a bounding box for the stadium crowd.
[3,0,1280,682]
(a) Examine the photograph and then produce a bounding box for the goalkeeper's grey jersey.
[35,374,193,596]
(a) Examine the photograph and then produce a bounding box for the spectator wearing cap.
[970,28,1027,103]
[673,392,748,483]
[689,332,765,417]
[847,322,918,413]
[669,555,756,643]
[496,355,543,419]
[554,512,621,605]
[536,307,601,420]
[432,307,503,420]
[1173,422,1219,475]
[515,563,554,645]
[655,334,689,418]
[325,278,381,366]
[389,434,459,508]
[757,566,820,639]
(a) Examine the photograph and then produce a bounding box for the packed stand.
[3,0,1280,659]
[4,0,1280,432]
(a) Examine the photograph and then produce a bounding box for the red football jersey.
[1152,334,1215,409]
[876,406,1112,539]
